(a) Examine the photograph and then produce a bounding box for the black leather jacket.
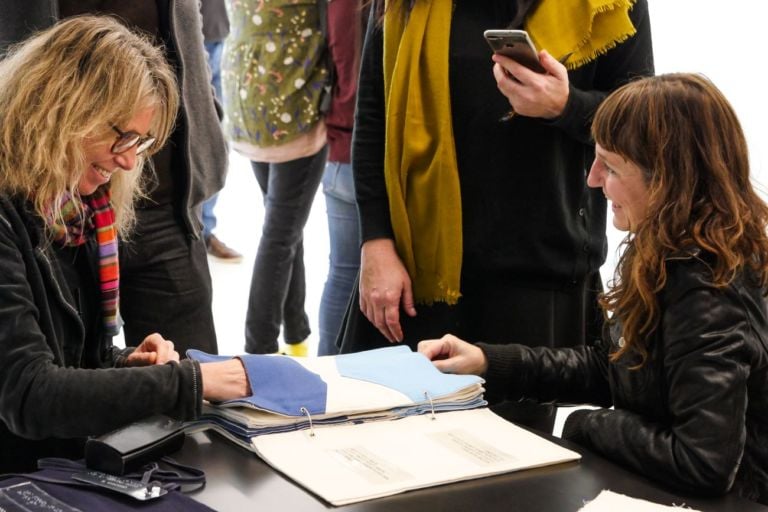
[480,253,768,505]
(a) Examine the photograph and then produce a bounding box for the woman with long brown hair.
[418,73,768,504]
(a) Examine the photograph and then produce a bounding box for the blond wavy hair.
[593,73,768,366]
[0,15,178,235]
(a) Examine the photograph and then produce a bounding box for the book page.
[251,408,581,506]
[579,490,702,511]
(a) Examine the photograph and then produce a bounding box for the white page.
[579,490,702,511]
[251,408,581,506]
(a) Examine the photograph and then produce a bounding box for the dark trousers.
[119,204,217,355]
[245,147,327,353]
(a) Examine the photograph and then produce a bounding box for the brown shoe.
[206,235,243,263]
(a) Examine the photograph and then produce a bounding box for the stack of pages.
[187,346,581,505]
[186,345,487,450]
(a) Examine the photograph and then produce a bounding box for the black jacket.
[480,253,768,504]
[0,196,202,471]
[352,0,654,287]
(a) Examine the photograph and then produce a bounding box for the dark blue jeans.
[119,204,217,355]
[318,161,360,356]
[245,147,327,353]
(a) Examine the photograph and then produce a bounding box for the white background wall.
[603,0,768,278]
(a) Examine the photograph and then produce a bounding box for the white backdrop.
[602,0,768,279]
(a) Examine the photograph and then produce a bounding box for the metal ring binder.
[423,391,437,420]
[300,407,316,437]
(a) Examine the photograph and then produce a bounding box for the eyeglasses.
[111,125,156,155]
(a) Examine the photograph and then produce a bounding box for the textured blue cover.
[187,350,328,416]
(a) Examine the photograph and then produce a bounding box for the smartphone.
[483,29,545,73]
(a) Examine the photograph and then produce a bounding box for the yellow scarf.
[382,0,636,305]
[526,0,637,69]
[383,0,461,305]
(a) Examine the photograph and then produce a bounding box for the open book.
[186,345,487,449]
[252,407,581,505]
[187,346,580,505]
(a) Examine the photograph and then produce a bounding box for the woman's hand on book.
[418,334,488,376]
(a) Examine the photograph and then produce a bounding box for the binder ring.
[300,406,316,437]
[423,391,437,421]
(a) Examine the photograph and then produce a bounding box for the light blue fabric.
[188,346,482,419]
[202,192,219,239]
[334,346,483,403]
[318,161,360,356]
[187,346,486,440]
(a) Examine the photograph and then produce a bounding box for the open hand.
[359,239,417,343]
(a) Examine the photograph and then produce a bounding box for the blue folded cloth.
[187,346,484,418]
[187,350,328,416]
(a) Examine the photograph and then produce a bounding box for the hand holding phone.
[483,29,545,74]
[485,30,571,120]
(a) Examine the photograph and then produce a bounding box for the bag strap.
[0,457,206,494]
[133,457,207,491]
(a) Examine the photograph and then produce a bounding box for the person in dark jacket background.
[0,16,248,472]
[339,0,654,432]
[0,0,230,355]
[419,73,768,505]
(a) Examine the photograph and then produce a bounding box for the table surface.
[174,430,765,511]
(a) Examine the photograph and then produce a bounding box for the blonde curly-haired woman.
[0,16,247,472]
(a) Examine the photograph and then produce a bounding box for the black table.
[174,430,765,511]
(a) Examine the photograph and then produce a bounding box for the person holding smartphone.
[339,0,654,432]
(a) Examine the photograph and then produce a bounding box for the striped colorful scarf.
[50,187,120,336]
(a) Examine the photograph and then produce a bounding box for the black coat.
[480,253,768,504]
[352,0,655,286]
[0,196,202,471]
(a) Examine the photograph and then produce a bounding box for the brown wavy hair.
[593,73,768,365]
[0,15,178,236]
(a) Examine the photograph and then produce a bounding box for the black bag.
[84,415,186,475]
[0,457,210,511]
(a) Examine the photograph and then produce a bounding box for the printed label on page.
[329,446,413,484]
[427,429,516,466]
